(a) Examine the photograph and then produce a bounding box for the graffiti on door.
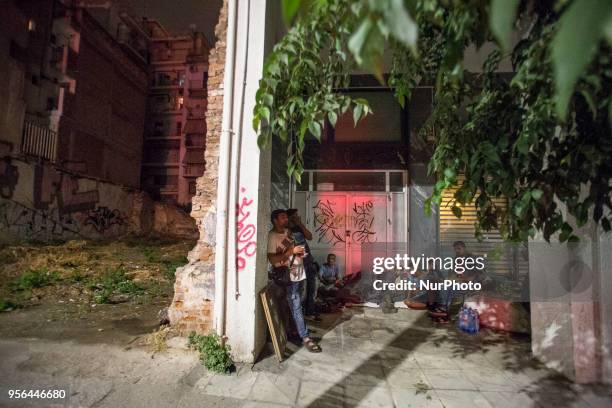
[313,199,345,246]
[236,187,256,272]
[352,200,377,243]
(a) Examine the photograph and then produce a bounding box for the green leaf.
[489,0,519,51]
[384,0,418,54]
[257,134,268,149]
[531,189,544,200]
[451,205,463,219]
[259,106,271,123]
[443,167,456,180]
[262,93,273,107]
[282,0,301,26]
[308,120,322,140]
[552,0,612,119]
[348,17,386,81]
[328,111,338,127]
[352,103,364,126]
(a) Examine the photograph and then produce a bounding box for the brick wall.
[168,0,227,335]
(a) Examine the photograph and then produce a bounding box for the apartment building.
[139,19,209,207]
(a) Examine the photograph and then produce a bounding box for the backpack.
[458,306,480,333]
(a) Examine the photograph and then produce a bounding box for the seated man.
[433,241,492,323]
[317,254,363,306]
[318,254,341,294]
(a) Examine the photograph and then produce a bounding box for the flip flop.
[428,307,448,318]
[304,338,322,353]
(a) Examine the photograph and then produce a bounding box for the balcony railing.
[21,121,58,162]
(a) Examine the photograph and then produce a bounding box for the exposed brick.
[168,0,227,335]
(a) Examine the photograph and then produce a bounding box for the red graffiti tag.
[236,187,256,272]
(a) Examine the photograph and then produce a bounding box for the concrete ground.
[1,306,611,408]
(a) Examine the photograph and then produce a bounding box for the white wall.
[529,219,612,384]
[218,0,280,363]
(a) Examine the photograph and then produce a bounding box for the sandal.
[433,316,450,324]
[304,338,322,353]
[428,306,448,318]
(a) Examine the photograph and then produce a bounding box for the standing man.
[267,209,322,353]
[286,208,321,321]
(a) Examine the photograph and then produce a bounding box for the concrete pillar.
[529,222,611,384]
[219,0,280,363]
[169,0,282,363]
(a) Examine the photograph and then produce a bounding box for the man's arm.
[268,244,302,264]
[268,247,290,265]
[297,218,313,240]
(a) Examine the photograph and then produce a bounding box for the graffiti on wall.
[0,157,19,199]
[352,200,377,243]
[236,187,256,272]
[85,206,126,233]
[313,199,345,246]
[0,161,128,240]
[0,201,80,237]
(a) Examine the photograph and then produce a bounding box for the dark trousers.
[303,262,317,315]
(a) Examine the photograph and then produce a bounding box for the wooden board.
[260,284,287,362]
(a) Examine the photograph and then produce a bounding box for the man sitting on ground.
[429,241,493,323]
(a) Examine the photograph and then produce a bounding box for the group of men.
[266,207,491,352]
[266,208,323,353]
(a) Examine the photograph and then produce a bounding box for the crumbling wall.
[168,0,227,335]
[0,156,197,243]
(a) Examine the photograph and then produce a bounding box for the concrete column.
[215,0,280,362]
[529,222,611,384]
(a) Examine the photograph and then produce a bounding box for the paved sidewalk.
[1,307,611,408]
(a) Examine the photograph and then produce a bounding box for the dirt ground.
[0,237,195,345]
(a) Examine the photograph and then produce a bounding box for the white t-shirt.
[267,229,305,282]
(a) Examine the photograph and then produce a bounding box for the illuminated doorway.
[292,169,408,277]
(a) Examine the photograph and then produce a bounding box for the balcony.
[21,121,58,162]
[183,163,205,178]
[182,149,205,165]
[188,80,207,98]
[185,134,204,148]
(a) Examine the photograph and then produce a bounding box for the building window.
[176,121,182,135]
[188,181,196,195]
[177,96,184,110]
[27,19,36,32]
[333,90,403,142]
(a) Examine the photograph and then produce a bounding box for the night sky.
[125,0,223,43]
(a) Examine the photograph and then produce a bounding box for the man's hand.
[293,245,305,256]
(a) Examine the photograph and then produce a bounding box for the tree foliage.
[253,0,612,242]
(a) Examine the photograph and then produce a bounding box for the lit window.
[28,19,36,32]
[178,96,184,110]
